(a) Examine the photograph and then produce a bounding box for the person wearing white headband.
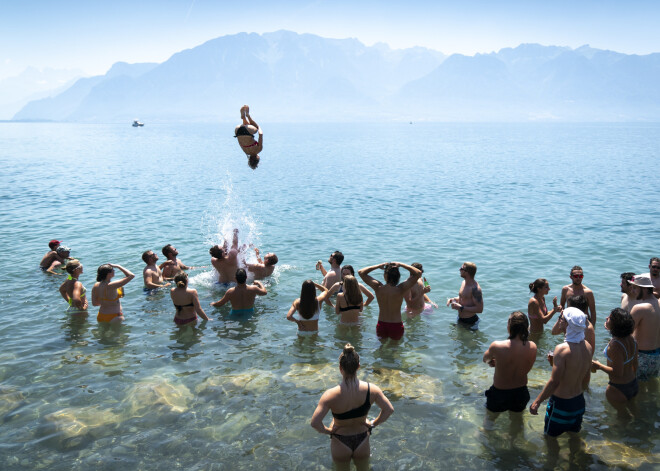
[530,303,592,438]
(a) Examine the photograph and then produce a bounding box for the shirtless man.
[447,262,483,330]
[210,268,267,315]
[358,262,421,341]
[316,251,344,307]
[210,229,240,284]
[40,239,62,270]
[246,247,278,280]
[234,105,263,169]
[404,263,436,316]
[160,244,192,279]
[530,308,592,438]
[641,257,660,299]
[483,312,537,422]
[44,246,71,274]
[620,272,639,312]
[142,250,170,290]
[560,265,597,324]
[627,275,660,381]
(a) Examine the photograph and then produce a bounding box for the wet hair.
[570,265,583,275]
[48,240,60,250]
[650,257,660,265]
[142,250,154,263]
[342,275,363,307]
[331,251,344,265]
[463,262,477,278]
[620,272,635,287]
[97,264,114,282]
[567,295,589,317]
[235,268,247,284]
[298,280,318,319]
[384,263,401,285]
[264,253,278,266]
[65,259,81,275]
[608,307,635,338]
[174,271,188,288]
[341,264,355,276]
[162,244,175,257]
[209,245,224,259]
[248,155,260,170]
[412,263,423,273]
[339,343,360,377]
[529,278,548,294]
[508,311,529,344]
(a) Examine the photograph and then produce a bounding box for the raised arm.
[231,229,239,251]
[358,263,385,290]
[315,283,333,303]
[395,262,422,292]
[253,281,268,296]
[109,264,135,288]
[551,312,567,336]
[316,260,328,277]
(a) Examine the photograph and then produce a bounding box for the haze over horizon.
[2,0,660,80]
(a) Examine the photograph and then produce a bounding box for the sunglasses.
[571,274,584,279]
[651,266,660,270]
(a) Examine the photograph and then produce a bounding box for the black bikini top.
[332,383,371,420]
[338,303,361,312]
[234,125,253,138]
[174,302,194,312]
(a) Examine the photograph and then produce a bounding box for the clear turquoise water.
[1,122,660,469]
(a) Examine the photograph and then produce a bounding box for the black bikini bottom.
[331,429,371,452]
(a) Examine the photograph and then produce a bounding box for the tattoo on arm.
[472,286,483,304]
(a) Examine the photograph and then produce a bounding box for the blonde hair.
[65,259,81,275]
[342,275,362,307]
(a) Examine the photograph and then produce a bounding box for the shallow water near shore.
[1,121,660,469]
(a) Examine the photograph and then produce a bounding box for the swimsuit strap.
[606,338,635,364]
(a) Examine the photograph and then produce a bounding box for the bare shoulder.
[528,297,539,306]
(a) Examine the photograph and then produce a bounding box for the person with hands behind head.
[358,262,421,341]
[286,280,332,335]
[92,263,135,324]
[528,278,561,333]
[311,344,394,470]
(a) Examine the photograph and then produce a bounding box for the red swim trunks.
[376,321,404,340]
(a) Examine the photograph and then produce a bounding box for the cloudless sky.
[2,0,659,79]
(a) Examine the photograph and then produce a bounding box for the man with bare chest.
[447,262,483,330]
[142,250,170,290]
[640,257,660,299]
[560,265,597,323]
[210,229,240,285]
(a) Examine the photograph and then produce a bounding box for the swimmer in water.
[234,105,263,169]
[527,278,561,334]
[59,259,88,315]
[210,268,267,315]
[170,272,209,326]
[91,263,135,324]
[286,280,332,335]
[40,239,63,271]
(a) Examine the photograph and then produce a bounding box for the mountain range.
[12,31,660,122]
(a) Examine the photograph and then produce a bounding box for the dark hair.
[650,257,660,265]
[331,251,344,265]
[235,268,247,284]
[529,278,548,294]
[264,253,278,266]
[339,343,360,377]
[97,264,113,282]
[65,259,81,275]
[162,244,175,257]
[508,311,529,344]
[247,155,260,170]
[608,307,635,338]
[463,262,477,278]
[209,245,224,259]
[298,280,318,319]
[567,295,589,317]
[174,271,188,288]
[384,263,401,285]
[620,272,635,287]
[341,265,355,276]
[142,250,153,263]
[570,265,583,274]
[412,262,423,273]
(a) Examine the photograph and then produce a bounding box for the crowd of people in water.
[38,105,660,468]
[40,233,660,467]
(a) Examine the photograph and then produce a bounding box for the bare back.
[631,298,660,350]
[552,341,592,399]
[488,338,537,389]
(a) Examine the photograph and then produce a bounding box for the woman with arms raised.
[91,263,134,324]
[311,344,394,470]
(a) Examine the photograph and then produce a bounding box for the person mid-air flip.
[234,105,263,169]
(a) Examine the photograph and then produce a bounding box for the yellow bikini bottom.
[97,312,122,323]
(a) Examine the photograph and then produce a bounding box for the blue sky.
[2,0,659,79]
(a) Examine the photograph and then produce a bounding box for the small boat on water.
[132,119,144,127]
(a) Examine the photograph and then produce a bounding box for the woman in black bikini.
[335,275,363,325]
[170,272,209,326]
[234,105,263,169]
[311,344,394,469]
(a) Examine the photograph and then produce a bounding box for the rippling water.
[1,122,660,469]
